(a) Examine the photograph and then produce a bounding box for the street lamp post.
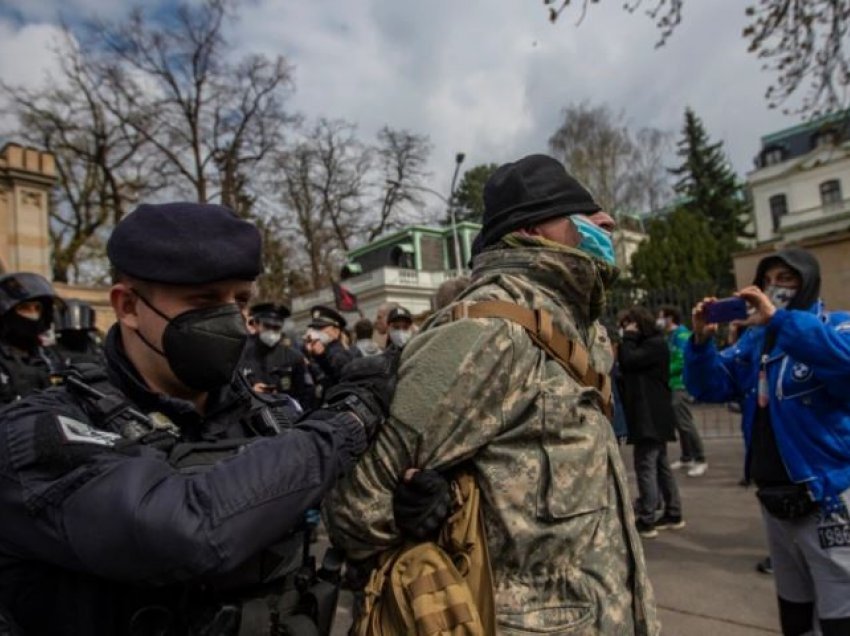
[385,151,467,276]
[447,152,465,276]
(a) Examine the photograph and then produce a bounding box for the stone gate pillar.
[0,143,56,278]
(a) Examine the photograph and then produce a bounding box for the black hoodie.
[753,247,821,310]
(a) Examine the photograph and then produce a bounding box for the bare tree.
[548,102,672,217]
[545,0,850,116]
[310,119,372,252]
[632,127,673,213]
[274,119,370,289]
[92,0,294,204]
[1,34,154,282]
[549,103,641,216]
[371,126,432,241]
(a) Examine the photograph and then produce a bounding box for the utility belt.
[757,484,818,520]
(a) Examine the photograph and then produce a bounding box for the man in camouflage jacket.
[324,155,658,635]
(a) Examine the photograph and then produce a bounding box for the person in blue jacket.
[684,248,850,636]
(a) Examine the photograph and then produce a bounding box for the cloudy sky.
[0,0,799,200]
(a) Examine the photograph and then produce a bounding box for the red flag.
[332,282,358,312]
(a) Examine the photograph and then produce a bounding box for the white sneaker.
[670,460,693,470]
[687,462,708,477]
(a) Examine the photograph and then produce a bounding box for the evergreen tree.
[454,163,499,223]
[631,208,720,290]
[669,108,751,289]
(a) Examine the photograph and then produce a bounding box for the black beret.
[308,305,346,330]
[107,202,263,284]
[250,302,290,326]
[481,154,600,249]
[387,306,412,324]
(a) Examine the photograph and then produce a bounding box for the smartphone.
[704,297,748,323]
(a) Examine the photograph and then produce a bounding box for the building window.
[820,179,842,208]
[813,130,839,149]
[762,147,785,167]
[769,194,788,232]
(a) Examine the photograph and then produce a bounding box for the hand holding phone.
[703,297,748,324]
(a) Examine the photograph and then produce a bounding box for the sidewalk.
[330,433,781,635]
[632,436,780,635]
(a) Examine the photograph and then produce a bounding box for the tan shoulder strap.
[451,300,613,417]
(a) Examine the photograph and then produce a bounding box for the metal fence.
[602,282,726,329]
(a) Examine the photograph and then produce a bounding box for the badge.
[57,415,121,447]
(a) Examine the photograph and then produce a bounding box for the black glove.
[393,469,453,541]
[323,350,399,438]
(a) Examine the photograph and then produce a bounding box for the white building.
[291,222,480,329]
[733,116,850,310]
[747,116,850,244]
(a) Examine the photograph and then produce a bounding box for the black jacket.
[617,331,677,444]
[0,342,62,404]
[239,335,315,409]
[313,339,355,394]
[0,326,366,635]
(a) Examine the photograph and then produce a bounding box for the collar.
[472,241,607,321]
[103,325,245,429]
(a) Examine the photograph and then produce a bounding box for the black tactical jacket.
[0,342,62,404]
[0,327,366,635]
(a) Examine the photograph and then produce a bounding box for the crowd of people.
[0,154,847,636]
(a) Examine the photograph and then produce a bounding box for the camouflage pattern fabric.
[324,241,659,635]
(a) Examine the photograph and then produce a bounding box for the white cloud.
[1,0,801,200]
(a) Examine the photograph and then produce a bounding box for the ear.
[516,226,541,237]
[111,283,140,330]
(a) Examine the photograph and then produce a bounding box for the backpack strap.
[451,300,613,417]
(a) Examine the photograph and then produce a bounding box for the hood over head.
[753,247,820,310]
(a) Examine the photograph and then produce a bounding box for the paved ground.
[328,411,782,634]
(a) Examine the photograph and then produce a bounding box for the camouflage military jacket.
[324,245,659,635]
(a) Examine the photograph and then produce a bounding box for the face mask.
[571,215,616,266]
[134,292,248,391]
[617,327,624,339]
[2,311,47,348]
[307,328,332,346]
[655,318,667,331]
[259,330,282,348]
[765,285,797,310]
[389,328,412,348]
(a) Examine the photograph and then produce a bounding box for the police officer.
[0,202,396,635]
[241,302,314,408]
[304,305,355,395]
[54,298,104,366]
[0,272,64,403]
[385,305,415,351]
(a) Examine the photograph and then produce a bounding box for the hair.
[433,276,471,311]
[110,268,154,297]
[621,305,658,338]
[354,318,373,340]
[659,305,681,325]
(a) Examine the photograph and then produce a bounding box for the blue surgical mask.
[571,215,616,266]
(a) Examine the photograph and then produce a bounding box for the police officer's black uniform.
[307,306,355,396]
[240,303,315,409]
[0,272,64,403]
[54,298,105,366]
[0,203,393,635]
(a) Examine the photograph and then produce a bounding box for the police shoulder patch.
[57,415,121,447]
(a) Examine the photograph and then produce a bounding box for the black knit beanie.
[479,154,600,249]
